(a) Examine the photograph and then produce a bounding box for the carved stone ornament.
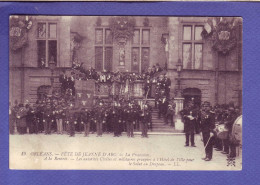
[109,16,136,44]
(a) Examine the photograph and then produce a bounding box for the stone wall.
[9,16,242,107]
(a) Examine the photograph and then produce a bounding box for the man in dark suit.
[199,101,215,161]
[183,101,197,147]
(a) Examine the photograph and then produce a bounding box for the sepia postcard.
[9,15,242,170]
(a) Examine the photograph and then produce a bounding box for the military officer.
[68,103,77,137]
[96,101,105,137]
[44,99,53,135]
[26,103,35,134]
[140,103,149,138]
[111,102,120,137]
[199,101,215,161]
[133,101,141,131]
[82,108,90,137]
[16,104,27,134]
[117,102,123,136]
[223,106,238,158]
[55,100,64,134]
[125,102,134,138]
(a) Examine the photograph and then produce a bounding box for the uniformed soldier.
[39,99,46,133]
[140,103,149,138]
[82,108,90,137]
[133,101,141,131]
[16,104,27,134]
[64,103,70,135]
[26,104,35,134]
[55,100,64,134]
[44,99,53,135]
[68,103,77,137]
[102,105,109,133]
[34,100,42,134]
[106,105,113,133]
[117,102,123,136]
[12,100,20,134]
[165,104,175,127]
[111,102,119,137]
[49,98,57,132]
[125,102,134,138]
[223,106,238,158]
[199,101,215,161]
[61,101,67,133]
[96,101,105,137]
[75,110,83,133]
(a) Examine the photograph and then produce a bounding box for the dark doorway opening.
[37,85,51,100]
[183,88,201,108]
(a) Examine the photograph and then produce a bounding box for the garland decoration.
[202,17,241,55]
[10,16,33,51]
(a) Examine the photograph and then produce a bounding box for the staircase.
[150,108,182,133]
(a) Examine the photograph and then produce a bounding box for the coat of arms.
[9,16,33,51]
[202,17,241,55]
[109,16,136,44]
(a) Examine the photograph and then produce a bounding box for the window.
[133,30,140,44]
[95,28,113,71]
[182,25,203,70]
[142,29,150,44]
[37,22,58,68]
[183,26,192,40]
[132,48,140,72]
[131,28,150,73]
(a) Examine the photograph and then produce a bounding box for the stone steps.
[150,108,178,132]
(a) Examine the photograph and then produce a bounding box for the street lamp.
[174,59,184,132]
[49,57,56,95]
[177,58,182,72]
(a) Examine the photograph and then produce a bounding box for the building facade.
[9,16,242,108]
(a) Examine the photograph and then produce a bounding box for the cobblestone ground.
[9,132,242,170]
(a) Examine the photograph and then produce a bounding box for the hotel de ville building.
[9,16,242,111]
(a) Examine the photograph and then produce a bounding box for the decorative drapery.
[109,16,136,44]
[10,16,33,51]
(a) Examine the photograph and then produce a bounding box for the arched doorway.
[37,85,51,100]
[183,88,201,108]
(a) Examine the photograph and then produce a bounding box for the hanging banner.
[75,79,95,108]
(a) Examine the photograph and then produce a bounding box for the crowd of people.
[9,62,176,139]
[9,97,153,138]
[181,101,241,160]
[71,62,165,84]
[9,61,242,161]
